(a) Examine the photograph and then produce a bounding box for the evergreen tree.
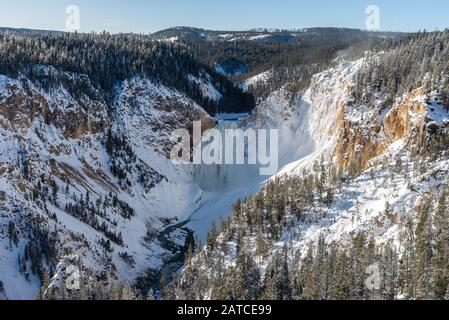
[415,198,433,299]
[431,191,449,299]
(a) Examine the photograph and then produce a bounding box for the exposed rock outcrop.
[336,86,449,174]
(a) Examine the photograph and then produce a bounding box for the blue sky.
[0,0,448,33]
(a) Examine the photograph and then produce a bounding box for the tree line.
[0,31,254,115]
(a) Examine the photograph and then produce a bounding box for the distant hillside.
[154,27,411,99]
[0,27,62,36]
[153,27,409,44]
[0,30,254,115]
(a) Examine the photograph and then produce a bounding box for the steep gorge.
[2,50,448,300]
[174,52,449,300]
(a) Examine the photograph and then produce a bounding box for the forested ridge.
[171,30,449,301]
[174,153,449,300]
[0,31,254,115]
[3,26,449,301]
[355,30,449,108]
[170,28,410,98]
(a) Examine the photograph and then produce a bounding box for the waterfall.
[192,119,264,194]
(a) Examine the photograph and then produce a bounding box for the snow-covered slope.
[185,59,365,243]
[238,71,273,91]
[175,54,449,300]
[2,49,447,300]
[0,67,218,299]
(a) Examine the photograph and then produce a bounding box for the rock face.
[0,69,108,138]
[0,66,217,299]
[1,56,448,300]
[383,88,428,143]
[385,88,449,156]
[174,54,449,301]
[251,58,449,182]
[335,85,449,175]
[115,78,216,156]
[335,101,388,174]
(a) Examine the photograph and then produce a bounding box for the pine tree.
[206,223,218,249]
[277,246,292,300]
[431,191,449,299]
[415,198,433,299]
[235,250,261,300]
[350,233,367,300]
[381,243,399,300]
[331,249,349,300]
[318,156,327,201]
[296,243,314,299]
